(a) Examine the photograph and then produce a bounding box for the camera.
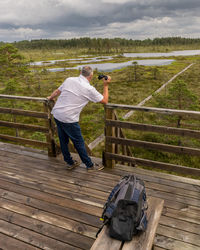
[98,74,108,80]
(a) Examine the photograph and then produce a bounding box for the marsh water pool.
[31,49,200,72]
[47,59,175,72]
[123,49,200,58]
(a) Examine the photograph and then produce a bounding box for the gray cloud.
[0,0,200,42]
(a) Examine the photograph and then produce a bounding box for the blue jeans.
[54,118,93,168]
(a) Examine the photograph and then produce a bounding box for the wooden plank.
[43,102,56,157]
[160,215,200,235]
[161,206,200,224]
[0,134,50,147]
[0,107,48,119]
[1,160,107,195]
[153,247,165,250]
[113,166,200,201]
[106,103,200,120]
[0,142,49,159]
[0,162,108,201]
[105,152,200,177]
[1,160,200,211]
[1,150,200,207]
[0,187,102,228]
[105,119,200,139]
[88,133,104,150]
[154,235,200,250]
[0,153,114,193]
[157,224,200,247]
[1,150,200,206]
[122,197,164,250]
[0,207,93,250]
[0,120,48,132]
[2,142,199,189]
[0,179,102,217]
[0,157,106,207]
[1,143,200,250]
[114,110,134,160]
[3,170,200,248]
[3,140,198,190]
[0,219,79,250]
[105,107,115,168]
[90,225,122,250]
[0,198,97,239]
[0,233,39,250]
[1,159,200,219]
[115,163,200,187]
[1,151,200,209]
[0,94,47,102]
[106,136,200,156]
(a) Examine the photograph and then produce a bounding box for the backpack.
[98,174,148,241]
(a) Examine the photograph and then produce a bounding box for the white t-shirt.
[51,75,103,123]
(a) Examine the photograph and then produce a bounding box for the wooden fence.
[0,94,57,156]
[0,94,92,157]
[104,103,200,177]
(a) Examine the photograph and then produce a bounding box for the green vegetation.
[0,40,200,175]
[8,37,200,53]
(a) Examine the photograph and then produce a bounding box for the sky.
[1,0,200,42]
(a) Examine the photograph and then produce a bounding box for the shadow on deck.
[0,142,200,250]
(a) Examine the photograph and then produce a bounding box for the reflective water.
[123,50,200,58]
[30,56,114,66]
[30,50,200,72]
[47,59,174,72]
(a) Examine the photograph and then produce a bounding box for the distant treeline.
[2,37,200,51]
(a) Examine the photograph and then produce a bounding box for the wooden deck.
[0,142,200,250]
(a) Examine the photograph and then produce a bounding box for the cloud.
[0,0,200,42]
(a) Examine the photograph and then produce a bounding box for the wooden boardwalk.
[0,142,200,250]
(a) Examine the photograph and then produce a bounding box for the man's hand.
[47,89,61,101]
[103,75,111,85]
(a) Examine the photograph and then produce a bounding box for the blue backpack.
[98,174,148,241]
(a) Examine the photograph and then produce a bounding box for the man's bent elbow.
[100,98,108,104]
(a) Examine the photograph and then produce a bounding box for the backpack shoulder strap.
[101,175,132,219]
[107,175,132,203]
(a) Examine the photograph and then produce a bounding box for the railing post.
[104,105,115,168]
[43,100,56,157]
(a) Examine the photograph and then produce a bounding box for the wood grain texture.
[0,142,200,249]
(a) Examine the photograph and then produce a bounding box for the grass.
[1,46,200,175]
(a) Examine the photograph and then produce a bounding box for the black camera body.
[98,74,108,80]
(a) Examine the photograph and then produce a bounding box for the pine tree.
[154,79,199,127]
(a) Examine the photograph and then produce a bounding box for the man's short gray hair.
[81,66,93,77]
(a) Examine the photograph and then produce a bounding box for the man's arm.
[100,76,111,104]
[47,88,61,100]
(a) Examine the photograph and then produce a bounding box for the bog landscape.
[0,37,200,176]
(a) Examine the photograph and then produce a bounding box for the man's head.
[81,66,93,81]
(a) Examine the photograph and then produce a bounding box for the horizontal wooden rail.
[0,95,57,156]
[0,134,50,147]
[0,107,48,119]
[106,120,200,139]
[0,120,48,133]
[106,136,200,156]
[0,94,47,103]
[106,103,200,120]
[104,105,200,176]
[104,152,200,177]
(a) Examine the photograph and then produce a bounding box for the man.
[47,66,111,171]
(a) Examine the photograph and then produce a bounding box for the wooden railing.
[104,103,200,177]
[0,94,57,156]
[0,94,92,157]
